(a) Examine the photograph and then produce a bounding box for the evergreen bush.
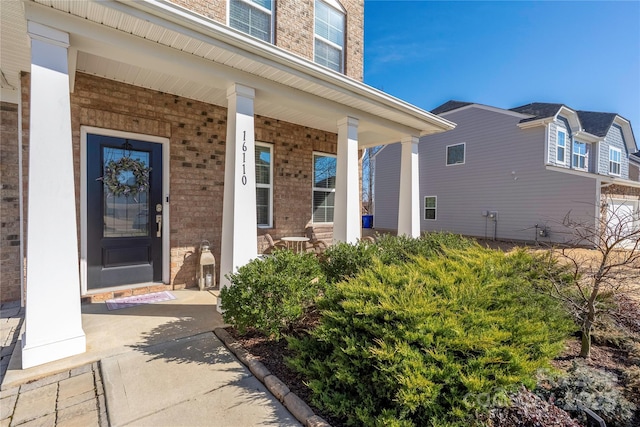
[219,250,325,338]
[321,232,474,284]
[288,247,572,426]
[321,239,378,283]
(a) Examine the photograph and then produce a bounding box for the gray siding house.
[374,102,640,244]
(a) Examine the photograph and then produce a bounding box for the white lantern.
[198,240,216,291]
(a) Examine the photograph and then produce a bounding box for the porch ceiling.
[2,0,455,147]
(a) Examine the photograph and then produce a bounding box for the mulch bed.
[227,296,640,426]
[226,327,344,426]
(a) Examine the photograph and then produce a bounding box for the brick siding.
[603,184,640,199]
[16,72,337,302]
[167,0,364,81]
[0,102,22,303]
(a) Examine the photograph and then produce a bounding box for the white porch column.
[219,84,257,310]
[333,117,361,244]
[22,22,86,368]
[397,136,421,238]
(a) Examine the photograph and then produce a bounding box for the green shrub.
[321,232,475,284]
[536,363,637,427]
[220,250,325,339]
[288,247,572,426]
[375,232,475,266]
[321,239,379,283]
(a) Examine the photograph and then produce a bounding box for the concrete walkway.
[0,290,305,426]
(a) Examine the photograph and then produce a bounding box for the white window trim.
[313,0,345,73]
[255,141,273,228]
[609,146,622,176]
[445,142,465,166]
[556,129,566,165]
[424,196,437,221]
[572,140,588,171]
[227,0,275,44]
[312,151,337,224]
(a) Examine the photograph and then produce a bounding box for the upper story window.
[572,141,588,170]
[229,0,273,43]
[255,142,273,227]
[312,153,337,223]
[556,130,566,164]
[446,143,465,166]
[609,147,622,176]
[314,0,345,73]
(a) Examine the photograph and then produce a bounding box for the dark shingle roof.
[509,102,564,122]
[431,100,473,115]
[631,151,640,163]
[576,111,617,137]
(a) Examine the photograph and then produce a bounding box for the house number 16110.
[241,130,247,186]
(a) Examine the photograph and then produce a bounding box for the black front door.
[87,134,163,290]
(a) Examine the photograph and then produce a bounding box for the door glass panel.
[102,147,150,238]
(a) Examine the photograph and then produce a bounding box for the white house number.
[241,130,247,186]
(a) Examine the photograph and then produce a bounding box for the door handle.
[156,215,162,237]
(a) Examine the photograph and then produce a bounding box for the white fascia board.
[556,105,581,130]
[612,116,638,152]
[573,130,601,144]
[371,144,387,159]
[600,176,640,189]
[439,103,532,120]
[110,0,455,133]
[517,117,554,129]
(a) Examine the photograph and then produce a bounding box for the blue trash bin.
[362,215,373,229]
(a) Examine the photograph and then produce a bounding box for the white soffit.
[16,0,453,145]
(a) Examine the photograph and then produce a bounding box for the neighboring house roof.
[431,101,473,115]
[433,100,638,152]
[631,152,640,164]
[576,111,618,137]
[509,102,565,122]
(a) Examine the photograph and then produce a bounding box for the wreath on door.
[98,156,151,198]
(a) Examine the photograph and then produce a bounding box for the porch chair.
[262,233,287,254]
[305,226,328,254]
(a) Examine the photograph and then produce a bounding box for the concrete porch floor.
[1,289,301,426]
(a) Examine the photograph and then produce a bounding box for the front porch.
[1,0,454,368]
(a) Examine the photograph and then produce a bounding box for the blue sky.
[364,0,640,147]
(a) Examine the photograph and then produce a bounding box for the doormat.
[106,291,176,311]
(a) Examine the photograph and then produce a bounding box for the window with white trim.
[255,142,273,227]
[314,0,345,73]
[609,147,621,176]
[424,196,437,221]
[446,143,465,165]
[572,141,588,170]
[229,0,273,42]
[556,130,566,164]
[313,153,336,223]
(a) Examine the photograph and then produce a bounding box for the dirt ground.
[475,238,640,303]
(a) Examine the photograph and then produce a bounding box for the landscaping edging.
[213,328,331,427]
